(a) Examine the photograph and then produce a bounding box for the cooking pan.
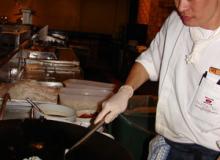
[0,118,133,160]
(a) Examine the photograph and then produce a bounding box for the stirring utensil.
[26,97,66,117]
[26,97,44,113]
[64,117,105,159]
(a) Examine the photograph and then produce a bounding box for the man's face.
[174,0,220,29]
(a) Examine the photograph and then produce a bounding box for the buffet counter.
[0,25,118,139]
[0,43,82,83]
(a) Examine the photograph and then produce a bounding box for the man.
[95,0,220,159]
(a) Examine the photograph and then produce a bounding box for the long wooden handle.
[65,118,105,158]
[71,118,105,150]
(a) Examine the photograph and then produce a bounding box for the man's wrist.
[119,85,134,98]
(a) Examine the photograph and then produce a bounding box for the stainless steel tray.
[21,49,57,60]
[25,59,80,66]
[0,98,56,105]
[21,70,81,82]
[29,51,57,60]
[24,64,80,72]
[37,81,63,88]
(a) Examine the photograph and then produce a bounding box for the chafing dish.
[1,45,81,83]
[22,50,57,60]
[20,58,81,82]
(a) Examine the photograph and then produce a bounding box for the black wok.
[0,118,133,160]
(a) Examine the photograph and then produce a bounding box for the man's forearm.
[125,62,150,91]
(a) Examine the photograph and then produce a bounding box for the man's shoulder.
[163,10,186,35]
[166,11,183,26]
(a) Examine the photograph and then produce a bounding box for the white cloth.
[186,26,220,63]
[136,11,220,151]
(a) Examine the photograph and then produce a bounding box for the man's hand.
[94,85,133,124]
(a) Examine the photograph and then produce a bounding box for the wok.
[0,118,133,160]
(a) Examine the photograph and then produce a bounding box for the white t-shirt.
[136,11,220,151]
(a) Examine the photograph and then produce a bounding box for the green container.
[107,95,157,160]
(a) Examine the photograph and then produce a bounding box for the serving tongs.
[26,97,66,118]
[26,97,44,119]
[0,93,11,120]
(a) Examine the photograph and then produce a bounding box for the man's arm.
[94,62,150,124]
[125,62,150,91]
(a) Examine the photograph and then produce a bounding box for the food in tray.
[22,156,42,160]
[75,109,97,128]
[78,113,95,118]
[78,112,97,119]
[7,80,59,103]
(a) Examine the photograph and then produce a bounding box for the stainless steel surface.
[0,34,81,83]
[24,63,80,72]
[25,59,79,66]
[21,58,81,82]
[0,49,20,82]
[0,93,11,120]
[0,97,56,104]
[1,47,81,82]
[21,70,81,82]
[4,104,31,120]
[22,49,57,60]
[37,81,63,88]
[0,97,55,120]
[0,98,56,120]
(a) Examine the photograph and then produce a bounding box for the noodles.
[23,156,42,160]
